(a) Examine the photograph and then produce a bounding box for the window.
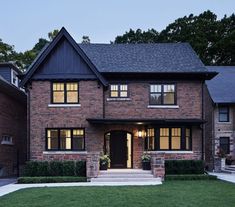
[144,127,191,151]
[1,135,13,145]
[220,137,230,154]
[11,70,18,87]
[145,128,155,150]
[218,107,229,122]
[46,129,85,151]
[110,84,128,98]
[52,83,79,104]
[150,84,175,105]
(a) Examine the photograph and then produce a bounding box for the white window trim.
[48,104,81,108]
[147,105,179,109]
[43,151,87,155]
[11,69,18,87]
[107,97,131,101]
[155,151,193,154]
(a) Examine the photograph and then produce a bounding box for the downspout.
[26,85,31,161]
[201,82,204,161]
[212,104,215,171]
[103,86,106,119]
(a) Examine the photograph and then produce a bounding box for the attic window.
[11,70,18,87]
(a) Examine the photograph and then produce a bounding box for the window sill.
[48,104,81,108]
[147,105,179,109]
[1,141,13,145]
[107,98,131,101]
[217,121,231,124]
[155,151,193,154]
[43,151,87,155]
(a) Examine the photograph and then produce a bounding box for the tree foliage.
[81,36,90,44]
[114,10,235,65]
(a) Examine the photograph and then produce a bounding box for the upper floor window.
[110,84,128,98]
[149,84,175,105]
[52,82,79,104]
[1,135,13,145]
[46,128,85,151]
[218,106,229,122]
[11,70,18,87]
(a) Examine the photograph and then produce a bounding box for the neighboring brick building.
[20,28,217,178]
[206,66,235,170]
[0,63,27,177]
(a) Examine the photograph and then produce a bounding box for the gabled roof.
[0,62,23,75]
[20,27,107,87]
[79,43,209,73]
[206,66,235,104]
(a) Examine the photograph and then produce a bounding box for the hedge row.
[165,174,217,181]
[165,160,204,175]
[18,176,87,184]
[23,161,86,177]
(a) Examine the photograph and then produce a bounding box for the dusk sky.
[0,0,234,52]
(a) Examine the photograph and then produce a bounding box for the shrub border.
[165,174,217,181]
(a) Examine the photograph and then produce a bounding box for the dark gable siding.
[0,66,11,83]
[32,37,96,80]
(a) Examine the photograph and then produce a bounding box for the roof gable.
[20,27,107,86]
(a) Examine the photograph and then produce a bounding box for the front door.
[110,131,127,168]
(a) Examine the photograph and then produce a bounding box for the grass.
[0,180,235,207]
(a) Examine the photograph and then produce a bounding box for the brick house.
[20,28,217,178]
[0,63,27,177]
[206,66,235,171]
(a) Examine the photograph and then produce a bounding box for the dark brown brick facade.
[28,80,203,168]
[0,92,27,177]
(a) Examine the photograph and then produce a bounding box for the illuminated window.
[46,129,85,151]
[110,84,128,98]
[171,128,181,150]
[150,84,175,105]
[145,128,155,150]
[160,128,169,149]
[52,83,79,104]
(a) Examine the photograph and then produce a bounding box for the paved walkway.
[0,178,17,187]
[209,172,235,184]
[0,181,162,197]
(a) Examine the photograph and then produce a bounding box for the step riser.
[91,178,160,182]
[98,175,154,178]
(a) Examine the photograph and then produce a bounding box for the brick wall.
[28,80,203,169]
[0,92,27,177]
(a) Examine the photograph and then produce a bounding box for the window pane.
[120,85,127,91]
[163,93,175,104]
[73,129,84,150]
[164,85,175,92]
[171,128,181,150]
[53,83,64,91]
[47,130,58,150]
[60,130,71,150]
[67,91,78,103]
[66,83,78,91]
[150,94,162,105]
[53,91,64,103]
[111,85,118,91]
[186,128,191,150]
[219,114,229,122]
[160,128,169,149]
[120,91,128,97]
[111,91,118,97]
[150,85,161,93]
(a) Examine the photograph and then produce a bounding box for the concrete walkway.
[0,180,162,197]
[209,172,235,184]
[0,178,17,187]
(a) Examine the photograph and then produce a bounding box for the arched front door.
[104,131,132,168]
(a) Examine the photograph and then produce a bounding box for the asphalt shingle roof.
[206,66,235,104]
[79,43,208,73]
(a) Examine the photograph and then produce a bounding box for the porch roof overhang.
[86,118,205,126]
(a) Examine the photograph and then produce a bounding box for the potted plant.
[99,155,110,170]
[141,153,151,170]
[217,148,226,169]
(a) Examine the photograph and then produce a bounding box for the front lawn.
[0,180,235,207]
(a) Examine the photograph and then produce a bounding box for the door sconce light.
[138,130,146,138]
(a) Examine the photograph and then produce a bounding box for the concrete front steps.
[90,169,162,185]
[222,165,235,174]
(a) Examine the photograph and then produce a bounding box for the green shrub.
[23,160,86,177]
[165,174,217,181]
[165,160,204,175]
[75,161,86,176]
[63,161,75,176]
[17,176,87,184]
[49,161,64,176]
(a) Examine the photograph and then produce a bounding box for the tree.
[114,10,235,65]
[81,36,90,44]
[48,29,59,41]
[0,39,16,63]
